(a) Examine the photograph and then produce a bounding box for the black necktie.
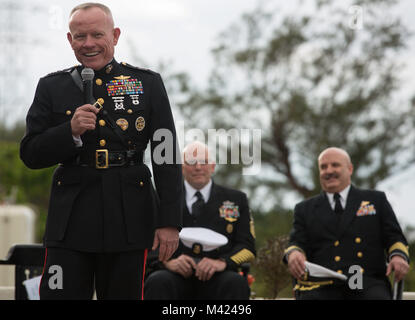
[334,193,343,214]
[191,191,204,217]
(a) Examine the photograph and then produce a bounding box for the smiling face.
[67,7,120,70]
[318,148,353,193]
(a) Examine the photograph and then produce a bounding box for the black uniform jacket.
[170,182,255,271]
[286,185,409,283]
[20,60,183,252]
[147,182,256,272]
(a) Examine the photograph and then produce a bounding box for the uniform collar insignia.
[105,63,113,74]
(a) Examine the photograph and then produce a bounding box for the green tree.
[0,121,26,143]
[172,0,415,297]
[176,0,415,208]
[0,136,55,240]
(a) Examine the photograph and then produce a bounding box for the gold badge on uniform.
[114,75,131,80]
[116,118,129,131]
[135,116,145,131]
[226,224,233,234]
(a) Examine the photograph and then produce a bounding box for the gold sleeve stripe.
[388,242,409,257]
[284,245,305,256]
[230,249,255,265]
[294,280,334,291]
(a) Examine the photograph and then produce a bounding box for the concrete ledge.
[403,292,415,300]
[0,287,14,300]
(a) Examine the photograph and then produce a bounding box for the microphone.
[81,68,95,104]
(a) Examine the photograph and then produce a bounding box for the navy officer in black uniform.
[285,147,409,299]
[144,141,256,299]
[20,3,182,299]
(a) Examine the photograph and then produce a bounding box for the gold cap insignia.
[192,243,202,255]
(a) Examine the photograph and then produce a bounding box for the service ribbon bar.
[106,79,143,97]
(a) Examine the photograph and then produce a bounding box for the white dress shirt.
[326,184,351,211]
[72,135,83,147]
[184,179,212,214]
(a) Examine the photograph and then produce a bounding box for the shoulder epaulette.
[43,65,80,78]
[120,62,157,75]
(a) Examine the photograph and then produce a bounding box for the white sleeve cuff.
[72,135,83,147]
[389,252,409,263]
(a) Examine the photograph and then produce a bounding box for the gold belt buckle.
[96,149,109,169]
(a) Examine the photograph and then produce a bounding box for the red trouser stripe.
[141,249,148,300]
[39,247,48,299]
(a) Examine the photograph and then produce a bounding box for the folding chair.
[0,244,45,300]
[392,278,404,300]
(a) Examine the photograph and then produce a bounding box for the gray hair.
[69,3,115,27]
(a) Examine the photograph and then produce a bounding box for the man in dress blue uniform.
[285,147,409,299]
[20,3,182,299]
[144,141,256,299]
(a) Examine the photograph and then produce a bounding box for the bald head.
[318,147,352,165]
[318,147,353,193]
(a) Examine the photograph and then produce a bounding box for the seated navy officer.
[144,141,256,300]
[285,147,410,300]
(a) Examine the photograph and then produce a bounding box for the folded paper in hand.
[179,227,228,252]
[305,261,347,281]
[23,275,41,300]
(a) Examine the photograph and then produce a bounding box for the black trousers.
[144,269,250,300]
[39,247,147,300]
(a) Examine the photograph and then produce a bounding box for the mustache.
[323,173,339,180]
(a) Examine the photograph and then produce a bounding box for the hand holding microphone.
[70,68,100,137]
[71,104,99,137]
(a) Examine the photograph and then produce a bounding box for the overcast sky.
[2,0,415,228]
